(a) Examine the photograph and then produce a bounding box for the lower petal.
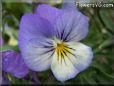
[51,42,93,81]
[51,52,79,82]
[66,42,93,72]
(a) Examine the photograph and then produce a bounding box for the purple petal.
[2,50,29,78]
[35,4,62,24]
[54,11,89,42]
[18,13,54,71]
[19,13,54,41]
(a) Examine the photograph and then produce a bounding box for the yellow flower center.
[53,37,75,62]
[55,42,74,61]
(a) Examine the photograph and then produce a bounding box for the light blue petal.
[35,4,62,25]
[54,11,89,42]
[19,37,54,71]
[19,13,54,71]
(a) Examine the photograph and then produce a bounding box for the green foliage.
[2,2,114,85]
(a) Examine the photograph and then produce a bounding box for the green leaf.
[98,38,113,49]
[99,9,114,32]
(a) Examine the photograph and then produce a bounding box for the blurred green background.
[1,0,114,85]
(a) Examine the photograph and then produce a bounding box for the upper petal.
[2,50,29,78]
[51,42,93,81]
[18,13,55,71]
[35,4,62,24]
[19,13,54,40]
[54,11,89,42]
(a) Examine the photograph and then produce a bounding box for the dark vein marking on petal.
[63,18,76,41]
[37,50,55,65]
[64,48,76,57]
[66,32,79,42]
[39,48,54,55]
[60,17,67,40]
[64,45,76,51]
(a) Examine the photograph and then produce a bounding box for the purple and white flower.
[18,3,93,81]
[2,50,29,78]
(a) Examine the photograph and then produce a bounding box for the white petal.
[66,42,93,71]
[21,38,54,71]
[51,51,79,82]
[51,42,93,81]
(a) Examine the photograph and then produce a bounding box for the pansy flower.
[18,2,93,81]
[2,50,29,78]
